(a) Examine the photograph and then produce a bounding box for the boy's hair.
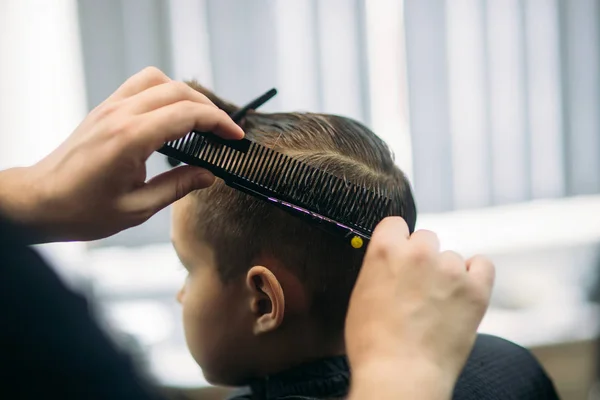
[185,81,416,334]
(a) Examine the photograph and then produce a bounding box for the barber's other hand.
[0,67,243,243]
[346,217,495,399]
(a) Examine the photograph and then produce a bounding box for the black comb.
[157,131,399,250]
[230,88,277,123]
[167,88,277,167]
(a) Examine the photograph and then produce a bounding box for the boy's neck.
[246,355,350,400]
[254,322,346,379]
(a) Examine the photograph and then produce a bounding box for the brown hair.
[185,80,416,333]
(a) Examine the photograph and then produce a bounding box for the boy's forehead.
[171,195,214,254]
[171,197,199,241]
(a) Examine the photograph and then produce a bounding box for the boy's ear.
[246,266,285,335]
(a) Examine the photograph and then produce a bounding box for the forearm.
[349,360,454,400]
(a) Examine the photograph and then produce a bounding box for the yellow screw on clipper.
[350,235,364,249]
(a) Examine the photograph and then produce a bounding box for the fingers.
[366,221,441,273]
[409,229,441,254]
[370,217,410,246]
[125,166,216,215]
[105,67,171,103]
[438,251,468,284]
[370,221,440,257]
[440,250,465,269]
[365,217,410,265]
[124,80,218,114]
[466,255,496,297]
[136,100,245,153]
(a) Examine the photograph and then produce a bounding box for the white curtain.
[0,0,87,170]
[405,0,600,211]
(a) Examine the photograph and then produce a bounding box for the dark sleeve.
[0,216,166,400]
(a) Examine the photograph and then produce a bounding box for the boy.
[171,82,416,399]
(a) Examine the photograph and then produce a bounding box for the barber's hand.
[346,217,495,399]
[0,67,243,243]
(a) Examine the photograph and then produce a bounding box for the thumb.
[131,165,215,213]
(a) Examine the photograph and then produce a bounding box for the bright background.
[1,1,600,398]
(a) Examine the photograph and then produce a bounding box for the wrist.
[349,358,454,400]
[0,167,50,243]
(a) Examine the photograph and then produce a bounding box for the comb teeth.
[158,132,396,238]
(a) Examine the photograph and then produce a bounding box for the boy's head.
[171,82,416,386]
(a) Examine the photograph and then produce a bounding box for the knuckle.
[445,264,465,281]
[470,254,493,268]
[181,99,197,110]
[440,251,466,278]
[372,216,407,238]
[123,208,153,228]
[468,255,496,279]
[140,66,168,83]
[110,118,139,142]
[163,101,198,133]
[416,228,435,236]
[144,206,158,222]
[93,101,120,120]
[170,80,191,96]
[443,250,465,263]
[367,235,397,263]
[123,200,154,224]
[173,100,197,119]
[164,99,183,116]
[113,118,135,135]
[406,242,434,264]
[199,92,215,107]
